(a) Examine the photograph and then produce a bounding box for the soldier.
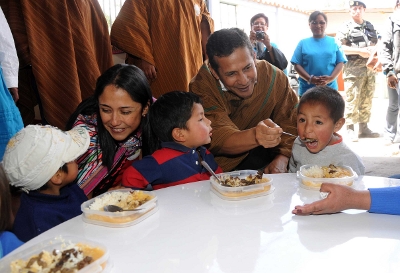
[336,1,380,141]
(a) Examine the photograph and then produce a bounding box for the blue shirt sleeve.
[0,231,23,258]
[369,187,400,215]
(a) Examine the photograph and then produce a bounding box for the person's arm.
[379,18,398,88]
[369,187,400,215]
[122,157,159,190]
[219,119,282,155]
[200,17,211,61]
[292,183,371,215]
[110,0,156,81]
[0,8,19,102]
[318,62,345,85]
[341,45,372,58]
[199,0,213,61]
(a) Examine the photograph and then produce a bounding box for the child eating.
[2,125,90,242]
[289,86,365,175]
[123,91,222,190]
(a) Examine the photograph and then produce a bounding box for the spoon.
[103,204,145,212]
[281,131,316,143]
[201,160,222,183]
[282,131,296,137]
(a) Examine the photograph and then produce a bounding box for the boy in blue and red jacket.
[123,91,222,190]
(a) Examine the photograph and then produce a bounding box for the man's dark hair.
[299,86,344,123]
[250,13,269,27]
[206,28,253,72]
[145,91,202,154]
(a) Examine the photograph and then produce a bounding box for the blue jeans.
[384,84,400,141]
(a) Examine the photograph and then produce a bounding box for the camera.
[255,31,265,40]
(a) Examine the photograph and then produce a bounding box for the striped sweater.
[122,142,222,190]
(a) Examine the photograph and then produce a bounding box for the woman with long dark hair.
[66,64,153,198]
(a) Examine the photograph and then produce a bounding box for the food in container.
[298,164,356,190]
[210,170,273,200]
[81,189,158,227]
[0,236,110,273]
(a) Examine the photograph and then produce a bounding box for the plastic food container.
[210,170,274,200]
[81,189,158,227]
[298,164,357,190]
[0,235,111,273]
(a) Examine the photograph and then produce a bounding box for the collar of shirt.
[160,142,206,154]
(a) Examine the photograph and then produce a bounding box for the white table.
[6,174,400,272]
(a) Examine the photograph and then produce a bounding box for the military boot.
[347,124,358,142]
[358,123,380,138]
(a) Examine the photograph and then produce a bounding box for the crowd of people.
[1,0,400,259]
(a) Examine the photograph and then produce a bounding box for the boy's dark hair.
[250,13,269,27]
[66,64,153,169]
[299,86,344,123]
[0,166,12,231]
[145,91,202,154]
[206,28,253,72]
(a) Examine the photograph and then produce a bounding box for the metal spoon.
[282,131,315,143]
[282,131,297,137]
[103,204,145,212]
[201,160,222,183]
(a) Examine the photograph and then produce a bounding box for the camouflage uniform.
[336,20,378,125]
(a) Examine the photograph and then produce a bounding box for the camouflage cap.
[349,1,366,8]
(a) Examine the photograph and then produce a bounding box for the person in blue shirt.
[0,166,23,258]
[292,183,400,216]
[291,11,347,97]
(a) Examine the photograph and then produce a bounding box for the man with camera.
[249,13,288,72]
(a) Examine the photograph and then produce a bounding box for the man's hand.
[263,154,288,174]
[255,119,282,148]
[8,87,19,102]
[387,75,398,89]
[292,183,371,215]
[137,59,157,82]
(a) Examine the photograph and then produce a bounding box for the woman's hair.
[308,11,328,23]
[144,91,201,154]
[0,165,13,231]
[66,64,153,169]
[207,28,253,72]
[250,13,269,27]
[299,86,344,123]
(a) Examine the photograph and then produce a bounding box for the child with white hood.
[2,125,90,242]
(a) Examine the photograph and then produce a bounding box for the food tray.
[0,235,110,273]
[81,189,158,228]
[298,164,357,190]
[210,170,273,200]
